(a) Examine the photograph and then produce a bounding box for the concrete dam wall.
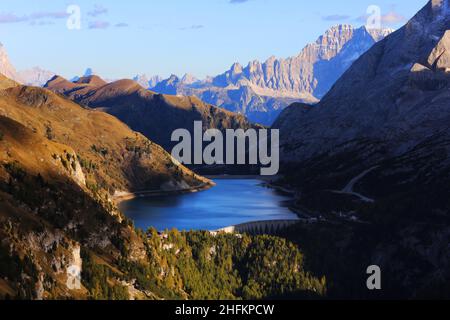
[213,220,299,235]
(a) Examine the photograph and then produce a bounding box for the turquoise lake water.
[119,179,298,231]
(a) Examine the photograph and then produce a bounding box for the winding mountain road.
[331,166,379,203]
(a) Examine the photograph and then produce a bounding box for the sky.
[0,0,428,80]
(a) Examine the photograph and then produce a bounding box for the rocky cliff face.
[215,25,391,99]
[0,43,54,87]
[0,43,22,83]
[276,1,450,164]
[133,74,162,89]
[151,25,392,125]
[273,0,450,297]
[18,67,55,87]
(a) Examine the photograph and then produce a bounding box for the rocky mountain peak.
[230,62,243,75]
[427,29,450,70]
[181,73,198,85]
[167,74,180,83]
[276,0,450,164]
[134,74,162,89]
[83,68,94,77]
[75,74,107,86]
[0,42,21,83]
[324,24,354,37]
[432,0,450,16]
[150,23,392,125]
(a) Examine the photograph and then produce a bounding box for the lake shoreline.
[113,182,214,205]
[119,177,301,232]
[205,174,280,182]
[115,175,284,205]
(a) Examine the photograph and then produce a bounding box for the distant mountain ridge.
[17,67,55,87]
[0,73,214,299]
[150,24,393,125]
[275,2,450,164]
[0,24,391,125]
[44,75,256,152]
[0,43,55,86]
[0,43,21,83]
[133,74,163,89]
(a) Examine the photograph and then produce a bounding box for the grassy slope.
[0,85,209,195]
[0,74,18,90]
[0,81,209,299]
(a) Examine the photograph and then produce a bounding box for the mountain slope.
[0,74,19,90]
[0,82,209,196]
[273,0,450,298]
[45,75,256,151]
[276,1,450,165]
[0,75,324,300]
[211,25,392,99]
[133,74,163,89]
[151,25,392,125]
[0,76,211,299]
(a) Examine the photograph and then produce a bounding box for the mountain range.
[0,73,217,298]
[44,75,255,152]
[0,24,393,126]
[0,43,55,87]
[133,74,163,89]
[149,25,393,125]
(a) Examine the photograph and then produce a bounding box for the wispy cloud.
[30,12,69,20]
[356,10,406,27]
[179,24,205,31]
[89,20,110,29]
[0,13,27,24]
[229,0,249,4]
[30,20,55,26]
[0,11,68,24]
[115,22,129,28]
[380,11,406,25]
[322,14,351,22]
[88,5,108,17]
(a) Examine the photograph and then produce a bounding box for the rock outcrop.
[0,43,22,83]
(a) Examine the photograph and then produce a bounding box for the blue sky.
[0,0,427,80]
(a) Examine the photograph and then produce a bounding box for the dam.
[213,220,300,236]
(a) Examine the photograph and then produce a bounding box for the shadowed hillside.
[272,0,450,298]
[45,75,257,151]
